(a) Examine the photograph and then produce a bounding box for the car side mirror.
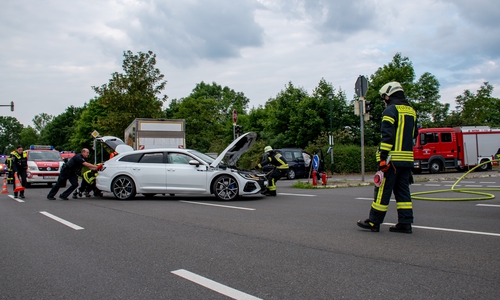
[189,160,200,166]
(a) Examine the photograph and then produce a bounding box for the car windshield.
[0,158,6,164]
[29,151,63,161]
[188,150,215,164]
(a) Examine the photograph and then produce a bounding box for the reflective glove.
[96,164,103,171]
[379,160,390,173]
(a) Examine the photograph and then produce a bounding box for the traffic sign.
[313,155,319,171]
[232,109,237,123]
[355,75,368,97]
[91,130,99,138]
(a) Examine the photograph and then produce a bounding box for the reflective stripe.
[396,202,413,210]
[382,115,395,124]
[371,202,388,212]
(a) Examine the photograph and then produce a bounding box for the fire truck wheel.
[429,160,441,174]
[478,159,490,171]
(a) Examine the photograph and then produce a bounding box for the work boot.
[72,192,78,199]
[14,193,18,198]
[265,190,277,196]
[357,219,380,232]
[19,192,25,199]
[389,223,412,234]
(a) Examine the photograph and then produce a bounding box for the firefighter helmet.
[379,81,404,98]
[264,146,273,153]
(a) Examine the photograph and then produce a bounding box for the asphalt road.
[1,172,500,299]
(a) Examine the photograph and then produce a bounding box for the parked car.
[96,132,267,201]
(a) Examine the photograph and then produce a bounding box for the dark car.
[263,148,311,180]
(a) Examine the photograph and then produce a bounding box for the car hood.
[96,136,134,154]
[210,132,257,168]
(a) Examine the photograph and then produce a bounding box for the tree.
[20,126,39,147]
[450,82,500,126]
[39,106,84,150]
[0,116,23,153]
[32,113,53,134]
[91,50,167,138]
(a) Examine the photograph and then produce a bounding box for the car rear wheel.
[112,175,136,200]
[287,168,296,180]
[213,175,238,201]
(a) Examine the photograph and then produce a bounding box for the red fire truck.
[413,126,500,174]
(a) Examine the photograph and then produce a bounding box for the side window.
[168,153,193,164]
[138,152,164,164]
[441,133,452,142]
[284,151,293,160]
[119,153,142,162]
[293,151,304,161]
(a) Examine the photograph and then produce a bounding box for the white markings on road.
[480,182,496,184]
[477,204,500,208]
[424,184,441,187]
[383,223,500,237]
[8,195,25,203]
[172,269,262,300]
[179,201,255,211]
[278,193,316,197]
[39,211,84,230]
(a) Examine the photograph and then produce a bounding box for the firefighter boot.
[357,219,380,232]
[389,223,412,234]
[13,192,18,198]
[19,191,25,199]
[72,192,78,199]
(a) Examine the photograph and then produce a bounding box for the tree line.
[1,51,499,173]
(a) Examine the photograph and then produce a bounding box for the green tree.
[20,126,39,147]
[450,82,500,126]
[90,50,167,138]
[32,113,53,134]
[39,106,84,150]
[0,116,23,153]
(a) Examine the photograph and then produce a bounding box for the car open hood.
[210,132,257,168]
[96,136,134,154]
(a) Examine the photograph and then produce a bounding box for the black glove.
[254,165,260,169]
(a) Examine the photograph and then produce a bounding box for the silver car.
[96,132,267,200]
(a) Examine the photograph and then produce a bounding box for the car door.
[165,152,208,193]
[132,152,167,193]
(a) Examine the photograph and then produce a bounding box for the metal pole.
[360,98,365,182]
[328,93,334,175]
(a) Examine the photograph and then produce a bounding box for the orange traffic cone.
[1,174,9,194]
[14,173,25,193]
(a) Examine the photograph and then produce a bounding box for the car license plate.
[43,176,55,179]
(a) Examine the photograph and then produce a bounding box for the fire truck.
[413,126,500,174]
[25,145,64,186]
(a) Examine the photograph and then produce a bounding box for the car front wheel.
[112,176,136,200]
[213,175,239,201]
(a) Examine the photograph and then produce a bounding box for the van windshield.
[28,151,63,161]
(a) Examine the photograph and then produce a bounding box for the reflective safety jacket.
[258,151,289,170]
[11,151,28,173]
[82,169,98,185]
[376,98,418,168]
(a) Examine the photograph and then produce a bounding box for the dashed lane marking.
[278,193,316,197]
[179,201,255,211]
[39,211,84,230]
[7,195,24,203]
[172,269,262,300]
[383,222,500,237]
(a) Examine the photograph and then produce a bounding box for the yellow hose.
[411,159,500,201]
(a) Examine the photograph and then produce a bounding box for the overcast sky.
[1,0,499,127]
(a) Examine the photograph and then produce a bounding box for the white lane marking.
[480,182,496,184]
[383,223,500,237]
[278,193,316,197]
[464,185,482,187]
[477,204,500,208]
[412,184,422,186]
[8,195,24,203]
[424,184,441,187]
[487,185,500,188]
[39,211,84,230]
[357,197,395,202]
[172,269,262,300]
[179,201,255,211]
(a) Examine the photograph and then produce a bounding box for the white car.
[96,132,267,200]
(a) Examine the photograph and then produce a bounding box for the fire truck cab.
[413,126,500,174]
[25,145,64,186]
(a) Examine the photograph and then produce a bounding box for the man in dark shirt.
[47,148,101,200]
[11,145,28,198]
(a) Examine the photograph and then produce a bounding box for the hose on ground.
[411,159,500,201]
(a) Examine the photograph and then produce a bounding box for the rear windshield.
[28,151,62,161]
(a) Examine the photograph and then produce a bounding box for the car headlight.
[238,171,263,180]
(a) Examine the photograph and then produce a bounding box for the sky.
[1,0,500,128]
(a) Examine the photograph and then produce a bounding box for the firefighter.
[6,155,14,184]
[11,145,28,198]
[255,146,289,196]
[357,81,418,234]
[73,166,102,198]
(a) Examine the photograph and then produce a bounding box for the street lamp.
[327,92,334,175]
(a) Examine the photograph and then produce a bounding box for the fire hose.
[411,159,500,201]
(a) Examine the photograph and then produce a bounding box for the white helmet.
[379,81,404,98]
[264,146,273,153]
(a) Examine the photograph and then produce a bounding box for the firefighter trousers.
[369,166,414,224]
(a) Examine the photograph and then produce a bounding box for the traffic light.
[234,125,243,136]
[354,100,360,116]
[364,101,373,114]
